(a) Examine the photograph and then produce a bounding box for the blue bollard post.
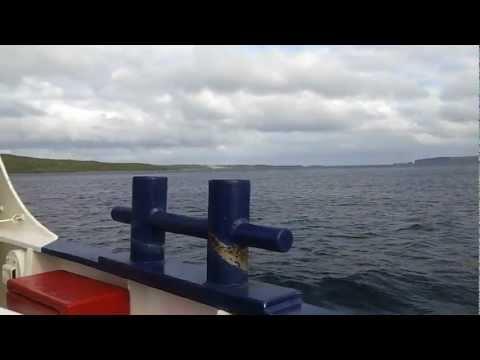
[130,176,167,262]
[207,180,250,286]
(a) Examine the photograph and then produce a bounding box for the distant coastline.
[413,156,478,166]
[1,153,477,174]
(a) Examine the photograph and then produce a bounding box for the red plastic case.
[7,270,130,315]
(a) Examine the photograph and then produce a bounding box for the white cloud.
[0,45,477,165]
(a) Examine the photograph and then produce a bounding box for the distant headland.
[0,154,477,174]
[413,156,478,166]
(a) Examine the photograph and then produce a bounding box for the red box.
[7,270,130,315]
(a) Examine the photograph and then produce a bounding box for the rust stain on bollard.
[209,233,248,271]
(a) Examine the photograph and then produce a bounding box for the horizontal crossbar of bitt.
[111,207,292,252]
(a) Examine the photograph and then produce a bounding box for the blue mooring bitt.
[111,176,293,286]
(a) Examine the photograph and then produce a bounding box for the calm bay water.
[11,164,479,314]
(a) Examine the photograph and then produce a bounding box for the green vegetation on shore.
[1,154,207,173]
[0,154,307,173]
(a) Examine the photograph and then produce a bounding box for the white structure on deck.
[0,157,58,251]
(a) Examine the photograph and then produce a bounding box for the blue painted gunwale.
[41,239,337,315]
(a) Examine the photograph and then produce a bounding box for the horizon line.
[1,152,477,168]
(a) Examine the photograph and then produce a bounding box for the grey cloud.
[440,71,478,101]
[92,45,433,101]
[152,47,431,100]
[0,45,477,165]
[234,94,376,133]
[439,102,478,123]
[0,101,45,118]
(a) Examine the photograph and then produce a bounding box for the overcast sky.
[0,45,477,165]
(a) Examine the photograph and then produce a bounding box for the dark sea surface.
[10,164,479,314]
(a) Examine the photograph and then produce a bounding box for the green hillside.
[0,154,206,173]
